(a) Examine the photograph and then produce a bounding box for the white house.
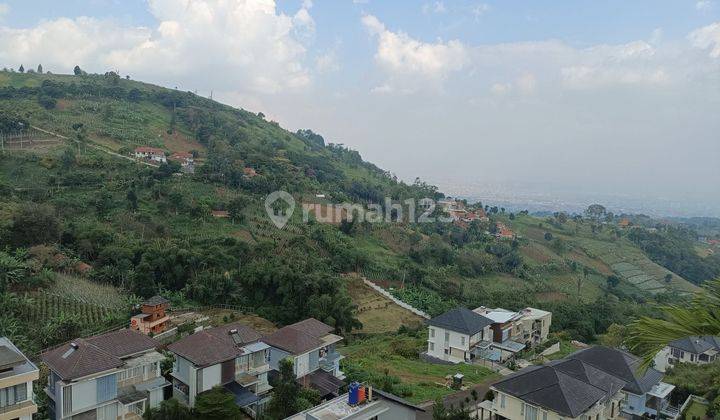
[167,323,272,418]
[134,147,167,163]
[472,306,552,362]
[480,346,679,420]
[654,335,720,372]
[263,318,345,398]
[0,337,39,420]
[425,307,494,364]
[42,329,168,420]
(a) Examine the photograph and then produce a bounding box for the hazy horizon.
[2,0,718,217]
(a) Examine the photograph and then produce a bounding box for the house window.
[500,394,506,409]
[690,354,696,362]
[429,342,435,352]
[97,374,118,403]
[430,328,435,338]
[0,384,28,408]
[524,404,538,420]
[611,402,615,417]
[542,411,547,420]
[63,385,73,415]
[445,332,450,343]
[461,336,466,346]
[671,348,684,359]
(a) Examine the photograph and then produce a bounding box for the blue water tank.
[348,382,360,405]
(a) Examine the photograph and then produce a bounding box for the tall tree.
[143,398,191,420]
[18,64,24,73]
[267,358,302,418]
[73,65,83,75]
[37,64,43,74]
[192,387,242,420]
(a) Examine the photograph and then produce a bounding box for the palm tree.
[627,278,720,369]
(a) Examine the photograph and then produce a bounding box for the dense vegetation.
[1,70,717,360]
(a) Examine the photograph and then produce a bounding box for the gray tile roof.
[42,330,158,381]
[566,346,662,395]
[494,359,626,418]
[668,336,720,354]
[427,307,494,335]
[168,323,262,368]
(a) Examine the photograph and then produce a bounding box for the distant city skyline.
[1,0,718,216]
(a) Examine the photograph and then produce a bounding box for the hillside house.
[480,358,626,420]
[425,307,494,364]
[42,329,168,420]
[568,346,676,418]
[0,337,39,420]
[480,346,677,420]
[130,296,170,335]
[287,388,425,420]
[654,335,720,372]
[167,323,272,417]
[495,222,515,239]
[168,152,194,166]
[133,147,167,163]
[262,319,345,398]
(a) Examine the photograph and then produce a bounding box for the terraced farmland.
[575,238,700,294]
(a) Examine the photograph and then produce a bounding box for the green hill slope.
[0,71,710,354]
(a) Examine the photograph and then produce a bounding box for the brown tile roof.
[135,146,164,154]
[168,323,262,368]
[42,330,157,381]
[262,319,334,355]
[287,318,334,338]
[262,327,324,355]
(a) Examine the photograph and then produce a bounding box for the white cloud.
[689,22,720,58]
[0,0,314,94]
[362,14,467,91]
[315,50,340,74]
[472,3,490,18]
[696,0,713,11]
[422,1,446,14]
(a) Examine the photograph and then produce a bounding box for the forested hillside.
[0,70,716,355]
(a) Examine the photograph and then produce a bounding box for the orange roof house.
[130,295,170,335]
[496,222,514,239]
[618,218,631,228]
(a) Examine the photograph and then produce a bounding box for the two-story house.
[425,307,494,364]
[42,329,168,420]
[566,346,677,419]
[287,388,425,420]
[130,296,171,335]
[167,323,272,418]
[654,336,720,372]
[0,337,39,420]
[480,358,626,420]
[471,306,552,362]
[263,318,345,398]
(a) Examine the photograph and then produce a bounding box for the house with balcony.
[41,329,168,420]
[653,335,720,372]
[478,358,626,420]
[287,387,425,420]
[424,307,494,364]
[130,295,171,335]
[263,318,345,398]
[566,346,678,419]
[0,337,39,420]
[471,306,552,362]
[167,323,272,418]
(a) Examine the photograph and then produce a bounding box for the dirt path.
[31,126,159,168]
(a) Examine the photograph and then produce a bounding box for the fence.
[0,127,63,151]
[362,277,431,319]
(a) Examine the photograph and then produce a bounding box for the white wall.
[200,364,221,393]
[70,378,98,414]
[427,326,472,363]
[295,353,310,377]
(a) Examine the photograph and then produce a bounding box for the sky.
[1,0,719,216]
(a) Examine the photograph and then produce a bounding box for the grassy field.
[340,334,499,403]
[683,399,709,420]
[345,275,424,334]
